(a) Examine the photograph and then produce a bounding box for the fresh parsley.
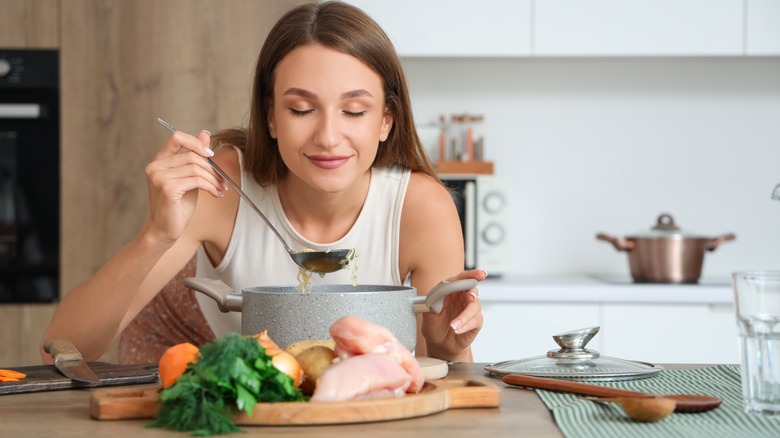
[149,333,306,435]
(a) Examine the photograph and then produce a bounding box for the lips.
[308,155,352,169]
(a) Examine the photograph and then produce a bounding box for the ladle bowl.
[157,118,354,274]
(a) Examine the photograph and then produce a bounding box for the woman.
[41,1,484,363]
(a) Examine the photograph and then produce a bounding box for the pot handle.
[595,233,635,252]
[706,233,736,251]
[412,278,479,314]
[183,277,243,313]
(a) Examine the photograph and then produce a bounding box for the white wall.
[403,57,780,280]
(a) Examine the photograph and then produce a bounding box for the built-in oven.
[0,49,59,303]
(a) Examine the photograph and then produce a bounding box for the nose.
[313,112,342,150]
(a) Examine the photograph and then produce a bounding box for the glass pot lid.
[484,326,663,382]
[627,213,707,239]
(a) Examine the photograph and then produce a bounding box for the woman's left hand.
[421,269,487,361]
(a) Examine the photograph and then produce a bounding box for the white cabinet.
[601,303,739,364]
[345,0,532,57]
[746,0,780,55]
[472,302,601,363]
[534,0,744,56]
[473,301,739,365]
[348,0,777,57]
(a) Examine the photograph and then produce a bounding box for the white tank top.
[196,148,411,337]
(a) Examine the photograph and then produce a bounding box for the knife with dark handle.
[43,339,101,383]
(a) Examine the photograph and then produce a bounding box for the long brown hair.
[212,1,438,186]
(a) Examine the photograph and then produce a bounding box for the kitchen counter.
[478,274,732,305]
[0,363,563,437]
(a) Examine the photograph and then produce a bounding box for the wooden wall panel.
[0,0,58,48]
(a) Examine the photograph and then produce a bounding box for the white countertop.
[477,273,733,305]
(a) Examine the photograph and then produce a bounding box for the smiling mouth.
[308,155,352,169]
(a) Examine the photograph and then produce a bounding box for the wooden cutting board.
[0,362,159,395]
[91,378,500,425]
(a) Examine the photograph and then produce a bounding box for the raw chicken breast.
[329,316,424,393]
[310,353,412,402]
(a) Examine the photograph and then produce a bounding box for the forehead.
[273,44,384,97]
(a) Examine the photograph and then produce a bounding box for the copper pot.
[596,213,735,284]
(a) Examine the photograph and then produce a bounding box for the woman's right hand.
[144,129,226,245]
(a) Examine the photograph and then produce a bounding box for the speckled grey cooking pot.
[183,278,478,352]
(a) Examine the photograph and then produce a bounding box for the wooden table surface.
[0,362,563,437]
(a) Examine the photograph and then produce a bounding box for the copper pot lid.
[484,326,663,382]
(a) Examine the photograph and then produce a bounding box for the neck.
[277,171,371,244]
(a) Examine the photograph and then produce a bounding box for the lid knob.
[548,326,600,360]
[652,213,680,232]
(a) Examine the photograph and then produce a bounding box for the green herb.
[149,333,306,436]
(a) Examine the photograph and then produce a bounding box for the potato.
[284,339,336,358]
[296,345,338,395]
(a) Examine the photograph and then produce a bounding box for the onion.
[270,350,303,387]
[250,331,303,387]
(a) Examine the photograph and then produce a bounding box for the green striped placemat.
[536,365,780,438]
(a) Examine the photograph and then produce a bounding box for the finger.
[156,130,215,160]
[447,269,488,282]
[155,174,226,199]
[158,162,227,196]
[449,300,483,334]
[146,156,226,198]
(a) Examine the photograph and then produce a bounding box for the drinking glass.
[733,271,780,415]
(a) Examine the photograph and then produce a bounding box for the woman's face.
[268,44,393,194]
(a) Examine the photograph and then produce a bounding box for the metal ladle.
[157,118,354,274]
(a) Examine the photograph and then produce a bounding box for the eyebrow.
[282,88,374,100]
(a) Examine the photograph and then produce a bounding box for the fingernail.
[450,319,462,332]
[205,147,215,157]
[222,183,229,191]
[469,292,478,301]
[481,270,488,277]
[201,130,211,137]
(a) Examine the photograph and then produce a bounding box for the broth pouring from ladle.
[157,118,354,274]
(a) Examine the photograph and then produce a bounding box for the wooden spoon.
[502,374,722,413]
[583,396,676,422]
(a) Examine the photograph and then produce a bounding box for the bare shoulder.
[189,146,240,248]
[211,145,241,180]
[400,172,463,280]
[404,172,455,215]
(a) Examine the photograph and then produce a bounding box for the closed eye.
[289,108,313,116]
[343,110,366,118]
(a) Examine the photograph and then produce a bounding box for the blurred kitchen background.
[1,0,779,365]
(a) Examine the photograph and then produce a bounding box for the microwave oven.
[440,174,507,275]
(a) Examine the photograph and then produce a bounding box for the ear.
[379,108,394,142]
[267,116,277,139]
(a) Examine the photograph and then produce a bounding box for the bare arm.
[399,173,485,362]
[40,130,233,362]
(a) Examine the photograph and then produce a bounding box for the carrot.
[158,342,200,389]
[0,369,26,380]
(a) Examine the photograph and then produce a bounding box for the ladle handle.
[503,374,655,399]
[156,117,293,253]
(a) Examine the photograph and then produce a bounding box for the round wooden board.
[90,378,500,425]
[416,356,449,380]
